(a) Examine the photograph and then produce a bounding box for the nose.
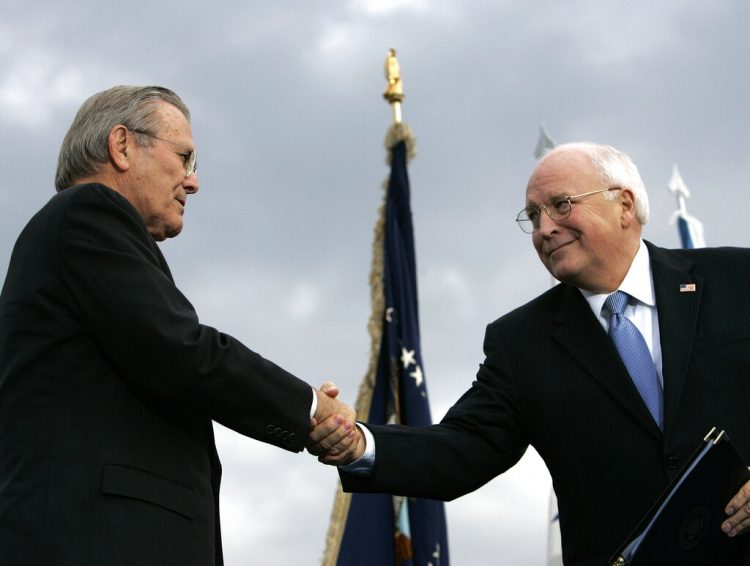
[536,207,558,236]
[183,172,199,194]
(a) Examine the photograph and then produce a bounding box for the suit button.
[288,433,296,443]
[266,425,275,435]
[666,456,680,470]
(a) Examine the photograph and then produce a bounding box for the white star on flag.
[427,542,441,566]
[401,348,416,368]
[410,365,423,387]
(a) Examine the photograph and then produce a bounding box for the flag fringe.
[321,186,386,565]
[322,123,416,565]
[384,122,416,163]
[321,483,351,566]
[357,122,415,424]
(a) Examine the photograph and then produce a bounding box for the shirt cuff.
[310,387,317,419]
[339,423,375,475]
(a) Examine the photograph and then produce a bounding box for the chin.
[548,262,576,285]
[163,216,184,238]
[165,226,183,239]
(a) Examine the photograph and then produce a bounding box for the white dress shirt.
[579,240,663,386]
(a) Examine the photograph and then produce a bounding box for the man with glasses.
[314,142,750,565]
[0,85,356,565]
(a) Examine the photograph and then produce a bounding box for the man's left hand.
[723,471,750,537]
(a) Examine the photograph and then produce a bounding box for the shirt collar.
[580,240,655,315]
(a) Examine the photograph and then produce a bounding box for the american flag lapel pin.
[680,283,696,293]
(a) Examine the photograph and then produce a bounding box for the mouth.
[545,238,576,257]
[176,197,186,208]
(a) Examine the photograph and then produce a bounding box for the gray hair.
[544,142,649,225]
[54,85,190,192]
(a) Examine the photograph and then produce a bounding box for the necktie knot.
[604,290,629,317]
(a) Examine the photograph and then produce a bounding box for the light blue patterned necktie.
[604,291,664,430]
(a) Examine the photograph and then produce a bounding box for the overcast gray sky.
[1,1,748,564]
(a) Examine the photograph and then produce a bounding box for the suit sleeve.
[340,322,528,500]
[56,186,312,452]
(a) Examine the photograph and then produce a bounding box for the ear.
[619,188,637,228]
[108,125,131,173]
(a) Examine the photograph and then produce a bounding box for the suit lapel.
[551,285,662,439]
[646,242,703,433]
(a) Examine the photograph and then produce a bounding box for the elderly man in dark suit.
[312,142,750,565]
[0,85,356,565]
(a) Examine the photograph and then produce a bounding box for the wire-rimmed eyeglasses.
[515,187,620,234]
[131,128,197,178]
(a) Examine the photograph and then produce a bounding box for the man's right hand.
[306,382,365,465]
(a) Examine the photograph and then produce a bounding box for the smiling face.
[125,102,199,240]
[526,148,641,293]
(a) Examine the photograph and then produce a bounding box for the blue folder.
[610,427,750,566]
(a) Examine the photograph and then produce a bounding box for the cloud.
[318,21,367,57]
[351,0,435,17]
[1,2,747,565]
[285,281,323,321]
[0,49,87,128]
[422,264,478,321]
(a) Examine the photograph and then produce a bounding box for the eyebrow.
[172,141,195,153]
[526,193,566,207]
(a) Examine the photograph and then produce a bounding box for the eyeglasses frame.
[130,128,197,178]
[515,187,621,234]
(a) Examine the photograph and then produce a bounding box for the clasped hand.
[307,382,365,466]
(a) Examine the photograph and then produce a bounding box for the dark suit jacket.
[341,242,750,565]
[0,184,313,565]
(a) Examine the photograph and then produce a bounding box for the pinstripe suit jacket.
[0,184,314,565]
[341,241,750,565]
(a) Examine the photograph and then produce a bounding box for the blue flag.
[676,215,704,250]
[324,125,449,566]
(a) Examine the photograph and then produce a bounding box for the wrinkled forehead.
[151,102,193,141]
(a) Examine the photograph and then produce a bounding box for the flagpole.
[323,48,446,566]
[382,49,415,163]
[384,48,404,124]
[321,47,409,566]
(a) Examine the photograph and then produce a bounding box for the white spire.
[534,124,556,159]
[667,164,705,248]
[667,164,690,215]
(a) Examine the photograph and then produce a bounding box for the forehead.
[152,102,193,142]
[525,150,601,204]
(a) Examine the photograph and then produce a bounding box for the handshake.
[307,382,366,466]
